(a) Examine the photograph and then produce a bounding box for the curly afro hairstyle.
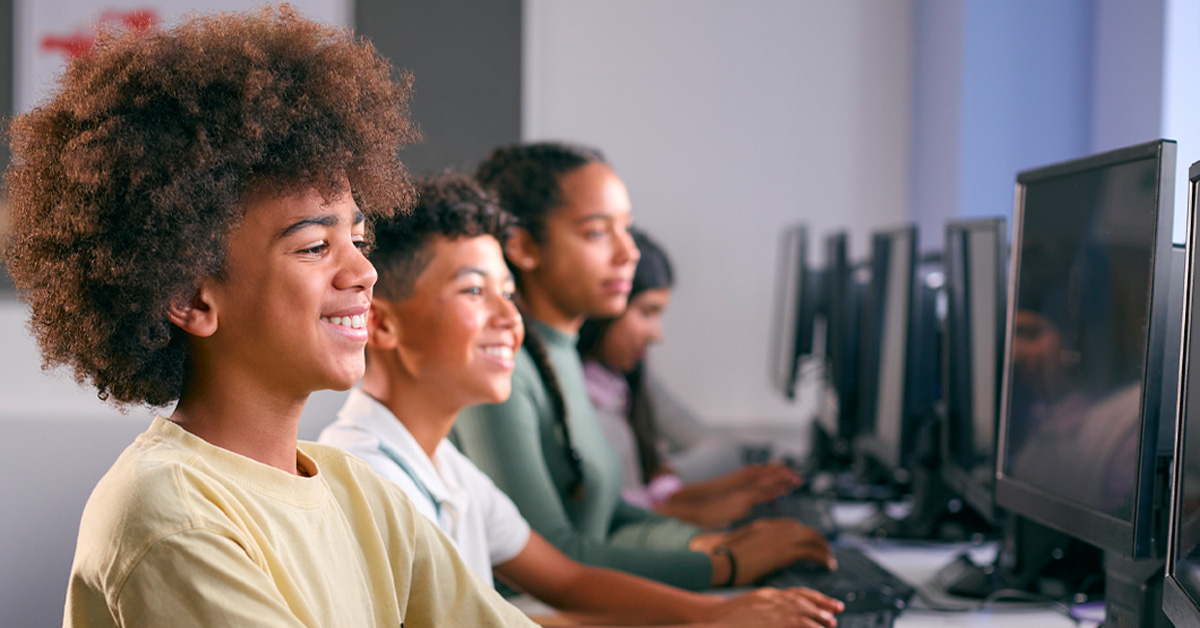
[3,5,418,408]
[371,172,515,301]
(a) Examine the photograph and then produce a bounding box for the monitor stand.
[1104,553,1169,628]
[934,515,1102,600]
[853,417,993,541]
[854,459,992,541]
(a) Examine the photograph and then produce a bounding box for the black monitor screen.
[820,233,855,438]
[1002,156,1157,522]
[854,226,917,472]
[997,140,1177,561]
[942,219,1006,520]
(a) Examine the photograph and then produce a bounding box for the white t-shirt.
[318,389,531,585]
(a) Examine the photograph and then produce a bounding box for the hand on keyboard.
[709,518,837,586]
[709,586,843,628]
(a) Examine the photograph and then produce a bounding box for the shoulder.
[71,437,249,596]
[316,420,383,460]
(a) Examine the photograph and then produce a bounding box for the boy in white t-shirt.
[318,173,842,627]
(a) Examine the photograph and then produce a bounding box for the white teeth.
[321,314,366,329]
[482,346,514,360]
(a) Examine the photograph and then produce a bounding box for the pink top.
[582,360,683,508]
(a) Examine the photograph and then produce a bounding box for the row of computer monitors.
[778,138,1200,623]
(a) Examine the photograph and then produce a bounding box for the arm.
[495,533,842,628]
[454,376,712,590]
[496,532,721,625]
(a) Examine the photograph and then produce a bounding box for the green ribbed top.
[452,320,711,590]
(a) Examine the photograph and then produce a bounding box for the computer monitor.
[854,226,920,479]
[995,139,1177,560]
[940,218,1007,524]
[1163,160,1200,627]
[818,233,860,442]
[771,224,826,400]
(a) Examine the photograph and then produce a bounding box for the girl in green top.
[453,142,835,590]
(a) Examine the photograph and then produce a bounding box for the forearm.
[548,566,724,626]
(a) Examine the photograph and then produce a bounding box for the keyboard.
[745,492,839,539]
[763,546,914,627]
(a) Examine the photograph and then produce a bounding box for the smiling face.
[384,235,524,407]
[516,162,640,324]
[203,183,376,398]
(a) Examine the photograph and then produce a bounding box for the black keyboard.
[763,546,914,627]
[745,493,839,539]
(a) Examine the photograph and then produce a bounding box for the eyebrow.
[276,210,366,240]
[572,214,612,225]
[452,266,515,283]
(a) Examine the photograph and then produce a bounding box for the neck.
[169,368,308,475]
[361,359,460,460]
[517,284,584,335]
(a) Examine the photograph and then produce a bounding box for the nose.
[615,227,640,266]
[648,318,664,344]
[492,292,522,330]
[335,239,378,292]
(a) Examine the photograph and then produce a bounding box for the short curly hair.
[3,5,418,407]
[372,172,515,301]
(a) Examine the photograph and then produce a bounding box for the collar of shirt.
[336,388,471,531]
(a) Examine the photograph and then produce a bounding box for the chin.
[488,383,514,404]
[593,298,630,318]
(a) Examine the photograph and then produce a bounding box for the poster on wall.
[0,0,350,293]
[14,0,352,113]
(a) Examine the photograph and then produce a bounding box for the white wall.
[524,0,913,428]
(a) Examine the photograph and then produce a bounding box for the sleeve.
[108,529,309,628]
[608,499,704,551]
[454,375,713,590]
[475,468,533,565]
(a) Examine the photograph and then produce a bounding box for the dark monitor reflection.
[1003,157,1159,523]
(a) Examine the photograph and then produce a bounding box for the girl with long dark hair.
[453,142,835,590]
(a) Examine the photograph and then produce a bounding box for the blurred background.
[1,1,1198,624]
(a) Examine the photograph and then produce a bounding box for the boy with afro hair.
[4,6,534,627]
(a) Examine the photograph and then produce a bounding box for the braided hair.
[578,229,675,484]
[475,142,607,497]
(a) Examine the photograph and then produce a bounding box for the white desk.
[859,540,1099,627]
[508,504,1104,626]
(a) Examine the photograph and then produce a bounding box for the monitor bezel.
[994,139,1177,559]
[854,225,918,473]
[1164,160,1200,625]
[940,217,1007,525]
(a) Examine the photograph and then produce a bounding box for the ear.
[366,298,401,350]
[166,281,219,338]
[505,227,541,273]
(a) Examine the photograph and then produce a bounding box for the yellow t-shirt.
[64,416,535,627]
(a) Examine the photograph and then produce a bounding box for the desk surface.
[508,503,1104,627]
[861,540,1098,627]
